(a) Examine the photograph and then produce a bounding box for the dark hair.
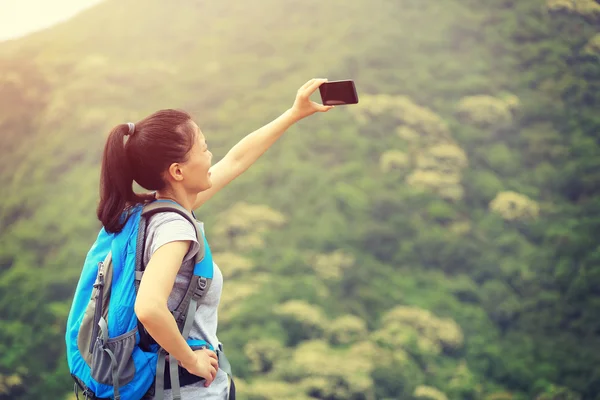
[97,109,196,233]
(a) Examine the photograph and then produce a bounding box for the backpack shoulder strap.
[138,201,214,400]
[134,200,205,296]
[137,200,212,329]
[140,200,205,264]
[134,201,209,350]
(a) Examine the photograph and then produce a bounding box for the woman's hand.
[289,78,334,121]
[179,348,219,387]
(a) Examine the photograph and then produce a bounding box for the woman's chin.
[201,179,213,191]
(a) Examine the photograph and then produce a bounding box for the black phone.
[319,80,359,106]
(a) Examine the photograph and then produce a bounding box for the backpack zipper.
[89,261,105,354]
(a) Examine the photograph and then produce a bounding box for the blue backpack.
[65,200,232,400]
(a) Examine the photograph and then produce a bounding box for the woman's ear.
[166,163,184,182]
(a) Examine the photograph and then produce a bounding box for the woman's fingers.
[304,78,328,97]
[290,78,335,119]
[195,348,217,359]
[299,78,327,96]
[204,366,218,387]
[299,78,315,91]
[310,101,334,112]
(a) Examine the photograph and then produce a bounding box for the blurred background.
[1,0,599,399]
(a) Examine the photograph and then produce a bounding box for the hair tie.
[126,122,136,136]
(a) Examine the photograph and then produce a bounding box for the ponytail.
[97,124,152,233]
[96,109,196,233]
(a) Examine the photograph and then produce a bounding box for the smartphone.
[319,80,359,106]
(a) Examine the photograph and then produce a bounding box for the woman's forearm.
[137,303,196,366]
[225,108,299,168]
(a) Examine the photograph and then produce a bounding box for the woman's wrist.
[179,350,198,370]
[284,108,303,124]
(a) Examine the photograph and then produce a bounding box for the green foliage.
[277,340,376,400]
[212,252,256,279]
[456,95,516,130]
[406,170,465,201]
[310,250,355,281]
[211,202,287,252]
[535,383,582,400]
[326,315,368,346]
[489,191,540,221]
[244,339,286,374]
[240,379,312,400]
[0,0,599,398]
[353,94,453,145]
[583,33,600,58]
[546,0,600,22]
[274,301,328,345]
[414,385,449,400]
[0,373,23,397]
[379,150,409,173]
[376,306,464,355]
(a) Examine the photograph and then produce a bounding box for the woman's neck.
[155,189,194,212]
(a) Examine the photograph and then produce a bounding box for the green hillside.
[1,0,599,398]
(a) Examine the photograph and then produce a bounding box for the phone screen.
[319,80,359,105]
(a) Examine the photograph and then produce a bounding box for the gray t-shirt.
[143,212,228,400]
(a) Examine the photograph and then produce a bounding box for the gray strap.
[162,299,197,400]
[173,277,211,326]
[135,271,143,281]
[134,215,148,295]
[154,350,167,400]
[217,347,233,377]
[182,298,197,339]
[226,376,232,400]
[97,319,120,400]
[170,355,181,400]
[103,347,120,400]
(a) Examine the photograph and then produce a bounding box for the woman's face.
[181,122,213,192]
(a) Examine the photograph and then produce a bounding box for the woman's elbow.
[134,297,163,323]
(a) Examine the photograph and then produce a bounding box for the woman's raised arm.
[193,78,333,209]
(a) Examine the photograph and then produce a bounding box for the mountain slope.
[0,0,599,399]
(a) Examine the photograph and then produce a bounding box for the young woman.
[96,78,333,399]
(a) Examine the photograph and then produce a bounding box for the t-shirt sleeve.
[147,212,200,264]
